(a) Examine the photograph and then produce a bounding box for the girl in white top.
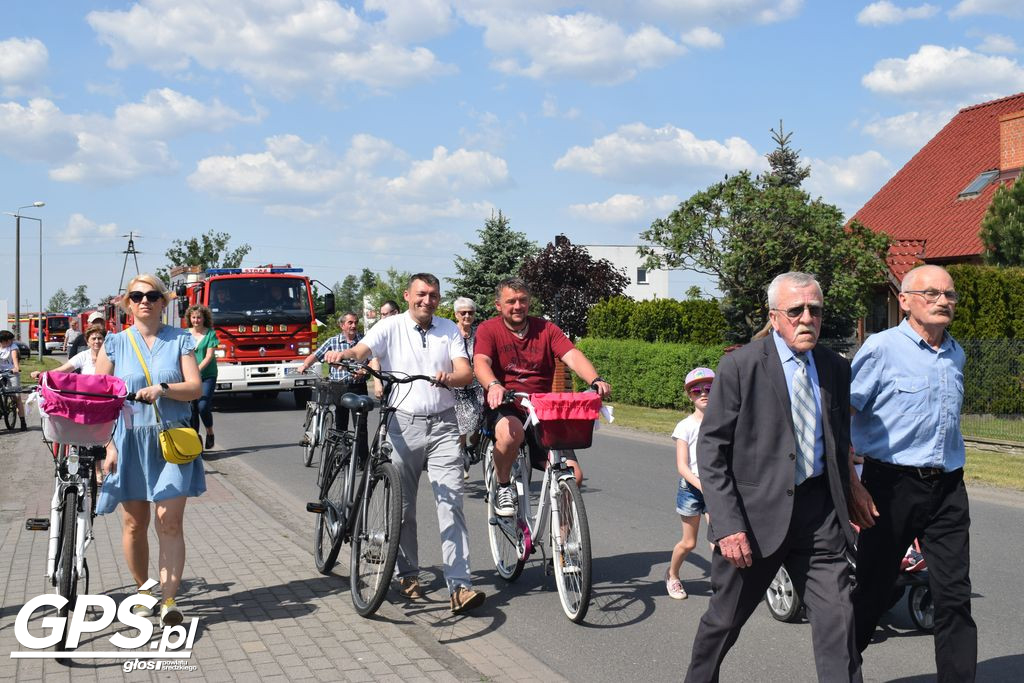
[0,330,28,430]
[666,367,715,600]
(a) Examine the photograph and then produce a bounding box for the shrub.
[575,338,726,409]
[587,297,727,345]
[947,265,1024,340]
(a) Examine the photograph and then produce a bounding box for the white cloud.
[0,37,48,97]
[568,193,679,223]
[479,11,685,84]
[680,27,724,49]
[975,33,1019,54]
[950,0,1024,19]
[0,89,253,184]
[187,133,511,227]
[862,45,1024,100]
[364,0,455,42]
[87,0,456,97]
[805,151,893,212]
[856,2,938,26]
[541,94,581,119]
[554,123,761,184]
[861,109,953,148]
[58,213,119,246]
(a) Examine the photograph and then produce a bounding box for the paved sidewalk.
[1,422,564,682]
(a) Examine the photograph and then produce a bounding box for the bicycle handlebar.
[328,359,449,389]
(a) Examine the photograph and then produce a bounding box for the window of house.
[636,267,648,284]
[958,170,998,199]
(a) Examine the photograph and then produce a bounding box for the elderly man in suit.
[684,272,861,683]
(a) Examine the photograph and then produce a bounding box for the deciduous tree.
[519,235,629,339]
[47,289,71,312]
[68,284,90,311]
[156,230,252,282]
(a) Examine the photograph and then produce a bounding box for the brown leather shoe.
[449,586,485,614]
[399,577,423,600]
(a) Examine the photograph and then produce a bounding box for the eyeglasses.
[127,291,163,303]
[689,384,712,397]
[457,311,475,317]
[903,289,958,304]
[771,304,823,320]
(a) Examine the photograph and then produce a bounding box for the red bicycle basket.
[529,392,602,450]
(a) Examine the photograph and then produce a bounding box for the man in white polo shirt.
[325,273,485,614]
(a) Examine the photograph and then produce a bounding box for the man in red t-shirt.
[474,277,611,517]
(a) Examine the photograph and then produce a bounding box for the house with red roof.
[851,92,1024,335]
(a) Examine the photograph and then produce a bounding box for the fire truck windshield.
[208,278,311,325]
[47,317,70,332]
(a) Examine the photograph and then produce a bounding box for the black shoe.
[20,420,28,432]
[205,433,214,449]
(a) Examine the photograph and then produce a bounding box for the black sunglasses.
[772,304,823,320]
[127,290,163,303]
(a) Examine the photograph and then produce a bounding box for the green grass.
[960,414,1024,444]
[607,402,1024,491]
[19,356,61,384]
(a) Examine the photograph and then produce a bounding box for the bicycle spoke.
[351,462,402,616]
[552,477,592,623]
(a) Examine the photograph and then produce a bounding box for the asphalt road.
[204,393,1024,682]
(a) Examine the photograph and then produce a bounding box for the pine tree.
[448,210,537,317]
[980,175,1024,267]
[765,120,810,188]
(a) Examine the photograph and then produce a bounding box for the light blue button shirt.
[850,318,965,471]
[772,331,825,478]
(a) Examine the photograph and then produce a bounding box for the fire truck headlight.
[214,349,226,359]
[298,345,311,355]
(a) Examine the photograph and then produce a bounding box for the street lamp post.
[17,215,45,360]
[7,202,45,350]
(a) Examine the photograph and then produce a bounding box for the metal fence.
[961,339,1024,445]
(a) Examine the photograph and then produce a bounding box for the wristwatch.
[590,376,606,388]
[486,380,502,389]
[159,382,169,397]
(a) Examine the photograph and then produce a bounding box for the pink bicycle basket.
[529,392,602,450]
[38,371,127,446]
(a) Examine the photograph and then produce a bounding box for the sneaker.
[665,572,687,600]
[20,419,28,432]
[399,577,423,600]
[160,598,183,626]
[450,586,485,614]
[494,484,516,518]
[131,589,155,617]
[205,433,214,449]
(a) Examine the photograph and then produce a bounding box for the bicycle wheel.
[552,477,592,623]
[1,392,15,430]
[484,441,526,582]
[313,441,349,574]
[908,584,934,632]
[56,487,79,650]
[316,410,334,469]
[301,403,318,467]
[350,461,402,617]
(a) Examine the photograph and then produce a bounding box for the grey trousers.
[388,408,472,592]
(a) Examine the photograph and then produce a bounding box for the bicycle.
[477,391,604,623]
[1,370,20,430]
[299,371,343,469]
[23,371,137,651]
[306,359,446,617]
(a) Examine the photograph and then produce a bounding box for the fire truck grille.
[238,344,289,352]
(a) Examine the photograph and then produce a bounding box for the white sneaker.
[131,589,155,617]
[160,598,183,627]
[494,485,517,518]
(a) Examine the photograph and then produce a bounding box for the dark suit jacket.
[696,335,855,557]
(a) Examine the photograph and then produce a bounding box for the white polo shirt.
[360,312,468,415]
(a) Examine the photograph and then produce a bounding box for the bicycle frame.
[45,445,97,589]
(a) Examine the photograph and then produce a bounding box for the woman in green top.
[187,304,219,448]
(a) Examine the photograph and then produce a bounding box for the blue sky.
[3,0,1024,309]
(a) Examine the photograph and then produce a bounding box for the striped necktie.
[791,352,816,485]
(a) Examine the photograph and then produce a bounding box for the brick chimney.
[1001,110,1024,172]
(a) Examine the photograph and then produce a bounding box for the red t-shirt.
[474,317,576,394]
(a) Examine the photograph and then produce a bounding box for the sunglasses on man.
[771,304,823,320]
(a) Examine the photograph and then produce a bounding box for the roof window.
[958,170,998,199]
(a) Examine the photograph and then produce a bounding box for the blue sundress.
[96,326,206,514]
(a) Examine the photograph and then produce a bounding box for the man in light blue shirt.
[849,265,976,682]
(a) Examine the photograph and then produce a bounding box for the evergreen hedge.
[947,264,1024,339]
[575,337,726,409]
[587,296,727,345]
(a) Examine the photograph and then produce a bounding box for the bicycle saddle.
[340,393,376,413]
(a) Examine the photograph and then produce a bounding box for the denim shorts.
[676,480,706,517]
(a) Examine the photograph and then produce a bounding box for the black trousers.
[685,475,861,683]
[333,382,368,433]
[853,459,976,682]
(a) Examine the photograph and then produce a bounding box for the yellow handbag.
[127,329,203,465]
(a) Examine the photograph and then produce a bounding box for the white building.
[581,245,669,300]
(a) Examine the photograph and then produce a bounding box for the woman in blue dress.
[96,274,203,627]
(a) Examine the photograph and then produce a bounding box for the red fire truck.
[7,313,71,354]
[170,265,334,407]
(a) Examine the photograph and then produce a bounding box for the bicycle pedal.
[305,502,326,514]
[25,518,50,531]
